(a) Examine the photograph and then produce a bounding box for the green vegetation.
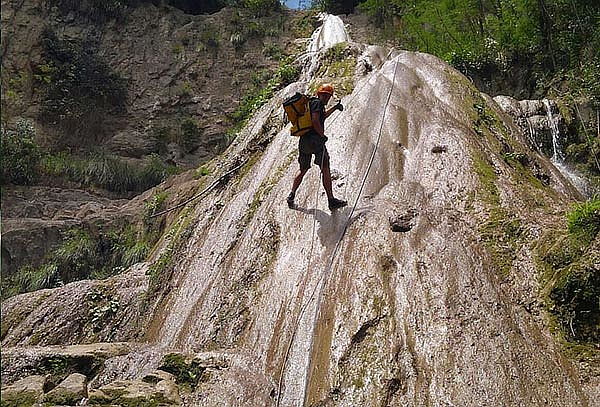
[38,29,127,140]
[240,0,282,17]
[537,197,600,345]
[88,289,120,331]
[160,354,205,389]
[315,42,357,96]
[0,119,41,185]
[228,57,300,134]
[2,224,157,299]
[146,207,195,295]
[41,152,178,193]
[567,198,600,243]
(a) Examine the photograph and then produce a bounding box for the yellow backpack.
[283,93,313,137]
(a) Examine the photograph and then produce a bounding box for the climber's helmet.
[316,83,334,97]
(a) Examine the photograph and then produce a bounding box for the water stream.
[543,99,590,196]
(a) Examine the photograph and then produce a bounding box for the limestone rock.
[142,369,175,384]
[1,342,135,386]
[107,130,158,158]
[389,209,418,233]
[0,374,47,407]
[155,379,182,405]
[43,372,87,405]
[91,379,181,406]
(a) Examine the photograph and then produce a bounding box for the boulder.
[142,369,175,384]
[0,374,47,407]
[1,342,134,386]
[106,130,158,158]
[90,378,182,406]
[43,372,87,405]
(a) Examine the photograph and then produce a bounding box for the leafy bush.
[240,0,281,17]
[38,29,127,140]
[567,198,600,244]
[0,119,41,185]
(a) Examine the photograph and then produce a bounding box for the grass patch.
[228,57,300,137]
[536,198,600,345]
[41,152,178,193]
[2,224,156,299]
[146,207,195,295]
[567,198,600,244]
[480,208,524,277]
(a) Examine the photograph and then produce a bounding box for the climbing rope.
[276,56,401,406]
[148,158,249,218]
[148,105,271,218]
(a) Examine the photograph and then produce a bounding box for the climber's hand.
[335,101,344,111]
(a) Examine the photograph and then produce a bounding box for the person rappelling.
[283,83,348,211]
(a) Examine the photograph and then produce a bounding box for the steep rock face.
[1,0,298,165]
[1,187,130,276]
[2,16,598,407]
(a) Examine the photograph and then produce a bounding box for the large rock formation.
[2,11,598,407]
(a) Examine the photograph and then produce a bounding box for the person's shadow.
[291,204,371,250]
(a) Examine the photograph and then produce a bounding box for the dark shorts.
[298,132,330,170]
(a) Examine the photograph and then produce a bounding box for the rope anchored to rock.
[149,158,248,218]
[276,56,401,407]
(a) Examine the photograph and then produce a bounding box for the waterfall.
[543,99,564,162]
[543,99,590,196]
[302,13,350,81]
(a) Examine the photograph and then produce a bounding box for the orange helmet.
[316,83,334,96]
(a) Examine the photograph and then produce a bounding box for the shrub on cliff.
[38,29,128,143]
[0,119,41,185]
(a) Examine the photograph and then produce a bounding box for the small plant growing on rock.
[160,354,205,389]
[88,289,120,331]
[567,198,600,244]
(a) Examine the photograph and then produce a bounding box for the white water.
[543,99,590,196]
[308,13,350,53]
[303,13,350,81]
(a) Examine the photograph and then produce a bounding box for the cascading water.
[303,13,350,81]
[543,99,590,196]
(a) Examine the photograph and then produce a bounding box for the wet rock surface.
[0,374,48,407]
[42,372,88,405]
[1,12,598,407]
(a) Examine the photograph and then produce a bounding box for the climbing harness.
[276,55,401,406]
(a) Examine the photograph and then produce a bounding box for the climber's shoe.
[328,197,347,211]
[286,192,295,209]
